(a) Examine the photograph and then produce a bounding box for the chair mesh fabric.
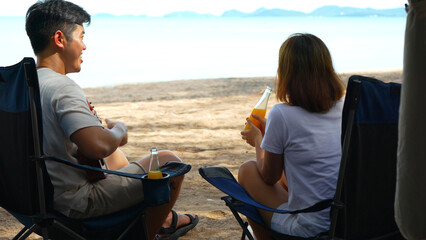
[199,167,325,240]
[199,167,297,214]
[335,76,402,239]
[0,58,53,215]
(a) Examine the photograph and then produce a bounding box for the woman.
[239,33,346,239]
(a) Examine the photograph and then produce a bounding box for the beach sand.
[0,70,402,239]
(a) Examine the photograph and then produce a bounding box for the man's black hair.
[26,0,91,54]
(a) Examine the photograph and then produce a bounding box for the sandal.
[157,210,199,240]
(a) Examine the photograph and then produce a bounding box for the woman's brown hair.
[275,33,345,113]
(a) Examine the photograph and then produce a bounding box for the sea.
[0,16,406,88]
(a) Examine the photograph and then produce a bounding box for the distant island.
[93,5,406,18]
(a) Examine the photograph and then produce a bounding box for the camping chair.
[199,75,403,240]
[0,57,191,240]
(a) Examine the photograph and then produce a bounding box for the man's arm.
[70,119,128,160]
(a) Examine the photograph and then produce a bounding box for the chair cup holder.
[141,173,171,206]
[141,172,170,179]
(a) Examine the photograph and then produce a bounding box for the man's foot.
[157,210,199,240]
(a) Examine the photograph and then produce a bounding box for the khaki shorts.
[69,162,146,218]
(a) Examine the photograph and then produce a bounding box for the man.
[25,1,198,239]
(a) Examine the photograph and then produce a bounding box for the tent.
[395,0,426,239]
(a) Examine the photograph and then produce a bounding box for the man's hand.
[105,118,128,146]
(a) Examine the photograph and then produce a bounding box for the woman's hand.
[241,117,263,147]
[252,114,266,136]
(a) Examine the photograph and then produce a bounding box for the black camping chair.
[0,58,191,240]
[199,75,404,240]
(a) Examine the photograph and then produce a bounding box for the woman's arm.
[258,150,284,185]
[242,116,284,185]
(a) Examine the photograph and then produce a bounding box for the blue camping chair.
[199,75,404,239]
[0,58,191,240]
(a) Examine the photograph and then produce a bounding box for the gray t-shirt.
[261,99,343,237]
[38,68,103,216]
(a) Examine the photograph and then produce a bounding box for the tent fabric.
[395,0,426,239]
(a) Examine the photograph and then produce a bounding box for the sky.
[2,0,407,17]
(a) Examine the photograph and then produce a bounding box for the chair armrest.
[200,166,331,214]
[36,155,191,180]
[36,155,191,205]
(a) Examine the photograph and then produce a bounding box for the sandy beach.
[0,70,402,239]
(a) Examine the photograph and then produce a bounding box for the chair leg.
[13,225,38,240]
[223,198,255,240]
[241,222,252,240]
[52,220,85,240]
[141,213,149,240]
[40,226,49,240]
[12,226,29,240]
[116,213,146,240]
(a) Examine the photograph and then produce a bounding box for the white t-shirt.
[261,99,344,237]
[38,68,103,216]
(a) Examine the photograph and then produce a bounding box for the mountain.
[374,8,406,17]
[221,6,405,18]
[249,7,306,17]
[222,7,306,17]
[221,9,248,17]
[163,11,216,18]
[310,5,406,17]
[92,5,406,19]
